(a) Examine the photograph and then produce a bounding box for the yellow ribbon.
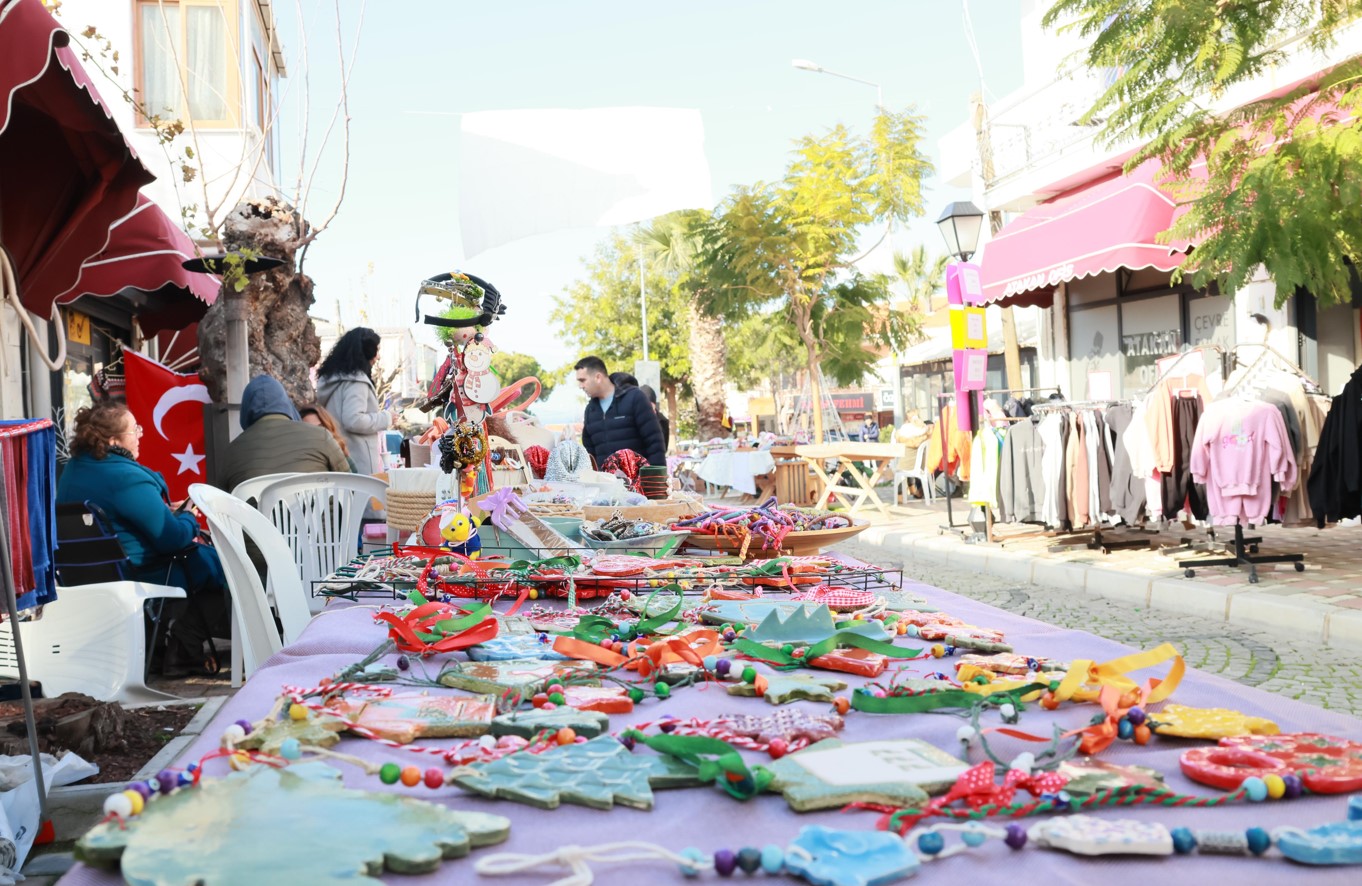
[1053,642,1185,706]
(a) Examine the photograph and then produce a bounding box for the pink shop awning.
[59,195,220,335]
[979,160,1194,307]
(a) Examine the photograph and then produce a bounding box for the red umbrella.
[59,195,221,336]
[0,0,154,318]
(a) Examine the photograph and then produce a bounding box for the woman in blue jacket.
[56,403,229,675]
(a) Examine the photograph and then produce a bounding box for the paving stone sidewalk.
[844,495,1362,650]
[837,537,1362,719]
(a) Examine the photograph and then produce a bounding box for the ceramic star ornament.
[768,739,967,812]
[452,736,703,810]
[76,762,511,883]
[728,672,848,705]
[236,710,348,754]
[716,710,844,746]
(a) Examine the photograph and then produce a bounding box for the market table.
[794,442,908,517]
[60,566,1362,886]
[696,449,777,498]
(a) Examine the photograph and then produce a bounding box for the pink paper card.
[953,349,988,391]
[946,261,984,306]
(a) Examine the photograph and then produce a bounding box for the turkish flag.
[123,350,212,502]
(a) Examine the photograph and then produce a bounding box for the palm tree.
[892,245,948,312]
[637,212,729,440]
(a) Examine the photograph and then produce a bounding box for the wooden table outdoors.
[792,441,908,517]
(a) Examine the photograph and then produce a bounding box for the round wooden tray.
[680,521,869,559]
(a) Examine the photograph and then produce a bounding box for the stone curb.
[852,528,1362,651]
[42,695,226,843]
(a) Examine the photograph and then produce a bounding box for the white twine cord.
[475,840,710,886]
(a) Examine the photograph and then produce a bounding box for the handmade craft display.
[78,763,512,883]
[452,735,704,810]
[1148,704,1280,739]
[488,707,610,740]
[728,671,849,706]
[1181,733,1362,793]
[467,634,568,662]
[329,694,497,744]
[437,659,599,695]
[767,739,970,812]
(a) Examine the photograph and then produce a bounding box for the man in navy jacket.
[575,356,666,468]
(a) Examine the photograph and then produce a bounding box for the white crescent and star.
[171,443,206,476]
[152,384,212,439]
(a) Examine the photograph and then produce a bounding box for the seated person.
[56,404,229,675]
[298,402,359,473]
[220,375,350,494]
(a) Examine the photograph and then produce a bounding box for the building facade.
[937,0,1362,399]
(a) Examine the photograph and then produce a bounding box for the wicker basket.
[581,497,705,524]
[387,490,437,536]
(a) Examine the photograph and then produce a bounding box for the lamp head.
[791,58,822,72]
[935,201,986,262]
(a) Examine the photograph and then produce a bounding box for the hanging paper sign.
[1086,371,1113,401]
[953,349,988,391]
[949,307,987,349]
[945,261,984,307]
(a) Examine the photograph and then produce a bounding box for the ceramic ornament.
[489,708,610,740]
[461,341,501,404]
[716,710,844,746]
[875,588,939,613]
[738,603,890,644]
[495,616,538,636]
[1055,759,1165,797]
[728,672,848,706]
[235,710,348,754]
[452,735,703,810]
[467,634,568,662]
[807,646,889,677]
[956,652,1065,677]
[330,694,498,744]
[783,825,921,886]
[1277,820,1362,865]
[768,739,968,812]
[561,685,634,713]
[1182,733,1362,793]
[437,659,599,695]
[75,762,511,883]
[1149,704,1280,739]
[1027,815,1174,856]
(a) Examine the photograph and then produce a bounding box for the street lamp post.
[935,201,986,262]
[791,59,883,110]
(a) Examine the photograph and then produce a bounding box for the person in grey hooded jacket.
[220,375,349,494]
[315,327,394,474]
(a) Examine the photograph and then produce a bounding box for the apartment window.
[137,1,238,126]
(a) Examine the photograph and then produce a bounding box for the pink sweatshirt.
[1190,400,1298,525]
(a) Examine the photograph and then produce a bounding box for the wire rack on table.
[311,549,907,604]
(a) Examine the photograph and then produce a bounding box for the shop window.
[1120,294,1182,393]
[137,0,239,126]
[1187,293,1235,349]
[1069,304,1120,399]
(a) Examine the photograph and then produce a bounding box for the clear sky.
[278,1,1024,420]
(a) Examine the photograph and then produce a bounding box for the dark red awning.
[60,195,220,335]
[0,0,154,317]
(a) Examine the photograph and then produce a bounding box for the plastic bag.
[0,751,98,875]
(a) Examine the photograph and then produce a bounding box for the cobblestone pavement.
[837,537,1362,719]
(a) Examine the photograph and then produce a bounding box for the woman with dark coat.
[56,403,229,674]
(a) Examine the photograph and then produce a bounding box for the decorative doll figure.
[419,501,482,559]
[462,339,500,405]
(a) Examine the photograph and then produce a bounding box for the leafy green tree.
[550,231,692,400]
[892,245,948,311]
[698,110,930,439]
[489,351,557,401]
[1045,0,1362,306]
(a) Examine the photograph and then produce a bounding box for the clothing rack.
[934,392,968,532]
[1139,343,1228,397]
[0,419,56,825]
[1177,522,1305,583]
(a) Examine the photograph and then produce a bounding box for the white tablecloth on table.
[696,450,776,496]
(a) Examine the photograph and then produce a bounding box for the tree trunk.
[198,197,322,405]
[688,299,728,439]
[662,381,680,432]
[793,302,823,443]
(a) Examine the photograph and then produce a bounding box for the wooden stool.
[774,459,813,506]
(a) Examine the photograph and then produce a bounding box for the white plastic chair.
[231,472,304,504]
[255,473,389,613]
[0,582,186,705]
[189,484,307,686]
[894,441,936,504]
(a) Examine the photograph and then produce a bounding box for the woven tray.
[387,490,436,534]
[581,497,705,524]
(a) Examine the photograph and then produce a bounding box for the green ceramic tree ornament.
[768,738,968,812]
[75,762,511,884]
[452,735,703,810]
[490,708,610,739]
[727,672,848,705]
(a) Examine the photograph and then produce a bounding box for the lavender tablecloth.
[62,575,1362,885]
